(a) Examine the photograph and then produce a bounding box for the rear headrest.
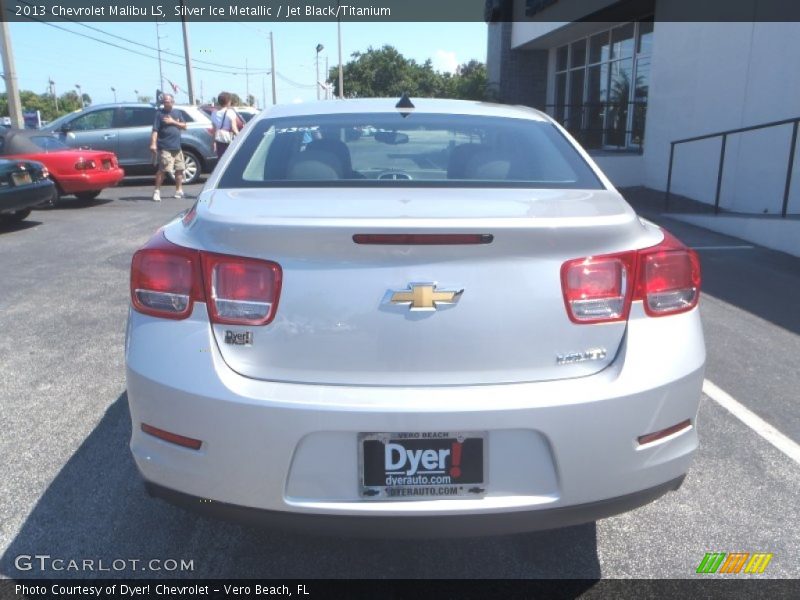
[286,149,344,180]
[448,143,513,180]
[305,139,353,174]
[447,144,484,179]
[467,154,512,180]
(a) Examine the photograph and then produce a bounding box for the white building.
[487,0,800,255]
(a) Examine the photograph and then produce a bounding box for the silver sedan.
[125,98,704,537]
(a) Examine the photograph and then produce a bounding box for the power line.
[72,21,265,72]
[276,73,317,89]
[32,19,272,75]
[11,1,270,75]
[8,3,313,94]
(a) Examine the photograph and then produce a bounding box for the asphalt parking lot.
[0,180,798,579]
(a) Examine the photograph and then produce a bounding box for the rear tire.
[181,149,201,185]
[75,191,101,201]
[0,209,31,224]
[37,185,60,209]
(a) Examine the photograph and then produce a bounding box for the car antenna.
[395,93,415,118]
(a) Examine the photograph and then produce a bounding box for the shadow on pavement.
[35,198,113,211]
[0,219,40,233]
[622,186,800,336]
[1,393,602,580]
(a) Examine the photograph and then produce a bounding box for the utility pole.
[269,31,277,105]
[0,12,23,128]
[337,2,344,99]
[325,56,329,99]
[245,57,250,105]
[156,22,166,96]
[315,44,324,100]
[179,0,196,104]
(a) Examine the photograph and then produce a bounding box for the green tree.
[330,46,489,101]
[59,91,83,113]
[20,90,56,121]
[1,89,96,125]
[230,93,242,106]
[246,94,256,107]
[452,60,489,101]
[137,95,152,103]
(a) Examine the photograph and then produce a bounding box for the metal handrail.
[665,117,800,218]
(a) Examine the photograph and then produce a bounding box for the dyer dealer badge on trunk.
[359,432,486,499]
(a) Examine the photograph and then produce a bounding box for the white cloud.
[432,50,459,74]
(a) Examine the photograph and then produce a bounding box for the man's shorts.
[158,149,185,173]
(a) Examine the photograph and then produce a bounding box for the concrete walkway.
[620,186,800,257]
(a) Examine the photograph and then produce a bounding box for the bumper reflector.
[141,423,203,450]
[638,419,692,446]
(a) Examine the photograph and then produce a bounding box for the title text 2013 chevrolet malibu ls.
[125,98,704,536]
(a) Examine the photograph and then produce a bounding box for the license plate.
[359,432,486,500]
[11,171,32,186]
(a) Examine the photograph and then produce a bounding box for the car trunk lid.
[166,187,660,386]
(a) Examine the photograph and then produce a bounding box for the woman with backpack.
[211,92,241,158]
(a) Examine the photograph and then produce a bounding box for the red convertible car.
[0,129,124,205]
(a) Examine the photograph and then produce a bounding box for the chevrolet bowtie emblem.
[389,283,463,311]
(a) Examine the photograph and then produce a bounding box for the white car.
[126,98,704,536]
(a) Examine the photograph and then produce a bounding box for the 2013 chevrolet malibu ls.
[125,98,704,537]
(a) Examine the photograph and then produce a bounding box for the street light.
[315,43,324,101]
[111,87,117,103]
[75,83,82,108]
[49,78,58,111]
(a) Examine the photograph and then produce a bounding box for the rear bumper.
[57,168,124,193]
[0,180,55,213]
[126,302,705,536]
[145,475,686,538]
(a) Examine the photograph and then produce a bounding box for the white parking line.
[691,245,755,250]
[703,379,800,465]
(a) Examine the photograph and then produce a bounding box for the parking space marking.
[703,379,800,465]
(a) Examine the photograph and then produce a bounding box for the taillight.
[202,254,282,325]
[635,231,701,317]
[561,229,700,324]
[561,253,636,323]
[75,157,97,170]
[130,232,282,325]
[130,233,204,319]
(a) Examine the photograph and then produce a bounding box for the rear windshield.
[30,136,70,151]
[218,112,604,189]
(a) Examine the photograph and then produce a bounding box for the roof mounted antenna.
[395,93,415,118]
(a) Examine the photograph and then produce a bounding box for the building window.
[551,17,653,152]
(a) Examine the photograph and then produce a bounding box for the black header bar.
[3,0,800,22]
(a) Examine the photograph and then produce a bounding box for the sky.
[7,20,488,107]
